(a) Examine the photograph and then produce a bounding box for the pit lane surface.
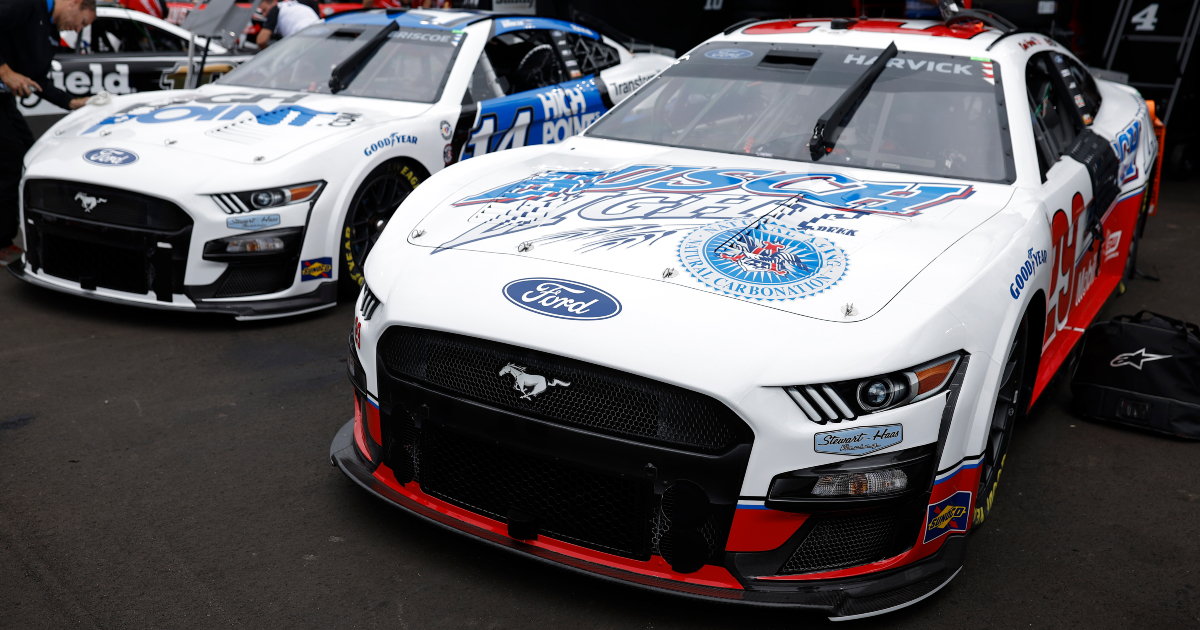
[2,183,1198,629]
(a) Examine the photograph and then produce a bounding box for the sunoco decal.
[301,258,333,281]
[924,491,972,543]
[502,278,621,320]
[678,218,848,301]
[814,423,903,456]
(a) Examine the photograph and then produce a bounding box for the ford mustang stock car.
[330,14,1163,620]
[10,9,671,319]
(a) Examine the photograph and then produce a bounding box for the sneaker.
[0,244,23,267]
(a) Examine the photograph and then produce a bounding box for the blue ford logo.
[83,148,138,166]
[705,48,754,60]
[502,278,621,321]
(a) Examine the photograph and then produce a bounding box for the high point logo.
[82,93,344,135]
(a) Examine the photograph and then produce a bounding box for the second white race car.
[12,8,672,318]
[332,13,1162,620]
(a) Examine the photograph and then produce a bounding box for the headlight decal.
[785,352,964,424]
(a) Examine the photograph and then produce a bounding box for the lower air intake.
[779,510,900,574]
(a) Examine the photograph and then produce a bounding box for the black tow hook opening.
[507,508,539,541]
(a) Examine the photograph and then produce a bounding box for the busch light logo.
[502,278,621,320]
[924,491,972,544]
[678,219,848,301]
[83,148,138,166]
[705,48,754,60]
[814,424,903,456]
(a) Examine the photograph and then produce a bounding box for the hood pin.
[164,138,177,146]
[662,268,677,279]
[517,241,533,253]
[410,229,425,239]
[842,303,858,318]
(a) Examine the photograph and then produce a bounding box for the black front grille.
[25,179,192,231]
[418,423,654,559]
[378,327,749,453]
[40,232,149,294]
[779,511,901,574]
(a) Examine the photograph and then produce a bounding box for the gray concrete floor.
[1,182,1197,629]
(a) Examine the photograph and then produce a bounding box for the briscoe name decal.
[435,166,971,252]
[1009,247,1048,299]
[502,278,621,320]
[924,490,972,544]
[679,218,848,301]
[814,423,903,456]
[364,132,417,156]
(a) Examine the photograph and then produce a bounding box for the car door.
[1027,51,1103,362]
[460,23,575,160]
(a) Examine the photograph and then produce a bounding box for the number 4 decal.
[1131,3,1159,32]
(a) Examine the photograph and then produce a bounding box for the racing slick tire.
[975,309,1035,527]
[340,160,424,293]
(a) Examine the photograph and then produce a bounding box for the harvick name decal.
[678,218,848,301]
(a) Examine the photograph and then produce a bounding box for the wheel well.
[1019,290,1046,413]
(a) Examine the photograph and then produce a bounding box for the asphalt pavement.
[1,181,1198,630]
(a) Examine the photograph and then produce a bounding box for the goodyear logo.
[924,490,972,544]
[301,257,333,281]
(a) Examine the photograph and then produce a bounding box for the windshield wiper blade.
[328,21,399,94]
[808,41,897,160]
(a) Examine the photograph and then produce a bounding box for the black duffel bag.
[1071,311,1200,439]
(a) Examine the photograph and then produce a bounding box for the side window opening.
[467,53,505,103]
[1066,59,1102,118]
[483,30,565,95]
[1026,53,1079,157]
[565,33,620,76]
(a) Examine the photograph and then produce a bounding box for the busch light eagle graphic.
[679,219,848,301]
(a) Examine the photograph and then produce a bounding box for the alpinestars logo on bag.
[499,364,570,400]
[924,491,971,543]
[1110,348,1171,370]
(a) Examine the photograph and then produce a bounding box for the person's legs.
[0,94,34,264]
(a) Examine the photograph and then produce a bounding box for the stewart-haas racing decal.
[433,165,973,254]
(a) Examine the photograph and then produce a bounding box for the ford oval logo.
[83,148,139,166]
[502,278,622,321]
[704,48,754,60]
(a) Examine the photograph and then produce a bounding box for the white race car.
[12,9,672,318]
[332,13,1162,620]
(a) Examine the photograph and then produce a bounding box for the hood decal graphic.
[431,165,973,253]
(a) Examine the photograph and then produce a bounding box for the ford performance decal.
[502,278,621,320]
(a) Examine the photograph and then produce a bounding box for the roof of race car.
[324,9,599,39]
[739,17,1000,40]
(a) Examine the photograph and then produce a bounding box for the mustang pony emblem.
[499,363,570,400]
[75,192,107,212]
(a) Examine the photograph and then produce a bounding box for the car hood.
[44,84,431,165]
[400,138,1015,322]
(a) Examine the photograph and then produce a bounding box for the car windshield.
[218,24,464,103]
[587,43,1010,182]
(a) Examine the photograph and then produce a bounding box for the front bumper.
[8,261,336,319]
[330,417,968,619]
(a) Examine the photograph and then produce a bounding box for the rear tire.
[974,311,1031,527]
[339,161,423,294]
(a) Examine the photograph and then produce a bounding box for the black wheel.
[340,161,423,290]
[975,312,1031,526]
